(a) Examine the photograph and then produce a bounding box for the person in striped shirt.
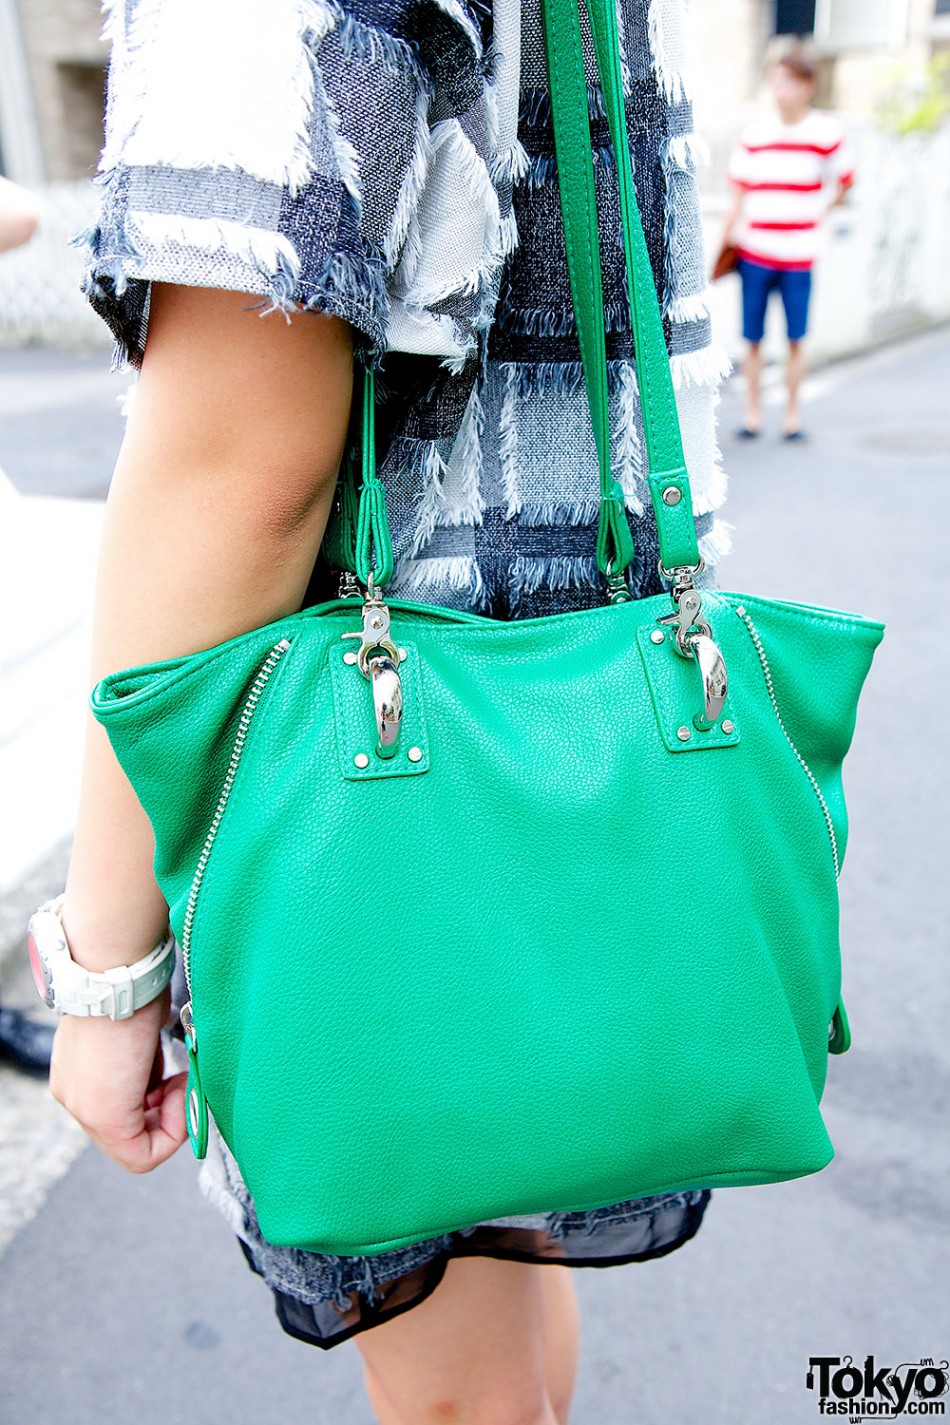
[722,44,856,440]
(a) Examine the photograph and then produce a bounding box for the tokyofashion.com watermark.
[806,1356,948,1419]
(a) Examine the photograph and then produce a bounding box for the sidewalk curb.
[0,836,73,989]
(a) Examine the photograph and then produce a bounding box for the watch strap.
[38,893,177,1020]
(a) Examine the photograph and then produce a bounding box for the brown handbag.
[711,240,739,281]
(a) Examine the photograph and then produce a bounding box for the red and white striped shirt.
[726,109,856,270]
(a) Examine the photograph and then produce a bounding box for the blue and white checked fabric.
[77,0,724,1345]
[75,0,731,619]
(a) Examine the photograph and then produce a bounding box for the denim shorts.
[738,255,813,345]
[88,0,728,1351]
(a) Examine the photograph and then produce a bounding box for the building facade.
[0,0,106,184]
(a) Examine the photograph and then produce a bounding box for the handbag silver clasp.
[368,653,403,757]
[656,556,728,730]
[341,574,407,758]
[341,576,401,677]
[656,584,712,659]
[689,633,728,729]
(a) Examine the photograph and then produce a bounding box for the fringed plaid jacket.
[76,0,731,617]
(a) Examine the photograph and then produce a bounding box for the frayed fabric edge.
[198,1119,416,1311]
[429,0,484,60]
[508,554,603,615]
[489,137,530,185]
[666,291,710,323]
[403,383,487,558]
[664,131,711,172]
[304,41,363,214]
[394,118,507,309]
[498,356,643,400]
[125,211,303,297]
[611,359,646,516]
[197,1118,257,1242]
[612,0,634,97]
[117,377,139,424]
[387,554,491,612]
[494,300,633,338]
[697,516,734,567]
[647,0,690,107]
[75,195,393,372]
[500,357,645,519]
[520,143,621,192]
[670,344,733,391]
[438,380,488,527]
[401,442,451,558]
[100,0,338,195]
[516,498,601,527]
[330,1,432,86]
[381,80,438,282]
[660,139,708,328]
[500,358,586,399]
[499,359,526,518]
[520,79,610,127]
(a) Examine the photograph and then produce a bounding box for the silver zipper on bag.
[735,605,840,879]
[179,636,292,1032]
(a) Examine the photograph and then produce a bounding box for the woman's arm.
[50,282,355,1172]
[0,176,41,252]
[826,174,854,213]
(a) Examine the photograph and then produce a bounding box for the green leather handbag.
[88,0,884,1255]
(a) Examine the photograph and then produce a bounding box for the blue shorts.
[738,257,812,344]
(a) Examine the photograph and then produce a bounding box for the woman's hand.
[49,983,188,1173]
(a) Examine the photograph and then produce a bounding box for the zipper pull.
[180,1002,208,1158]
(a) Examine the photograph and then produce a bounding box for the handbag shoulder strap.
[543,0,700,577]
[339,0,702,589]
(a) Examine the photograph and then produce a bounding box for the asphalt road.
[0,328,947,1425]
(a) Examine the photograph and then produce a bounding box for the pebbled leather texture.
[85,0,886,1258]
[89,588,884,1255]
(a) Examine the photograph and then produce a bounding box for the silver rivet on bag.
[650,629,665,644]
[676,726,691,742]
[343,651,358,665]
[354,752,370,768]
[662,486,682,506]
[407,746,423,762]
[722,720,735,735]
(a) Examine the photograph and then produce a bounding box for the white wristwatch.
[26,891,177,1021]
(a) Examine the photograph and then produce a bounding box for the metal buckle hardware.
[657,586,712,654]
[656,560,711,659]
[368,653,403,758]
[689,633,728,729]
[341,572,406,757]
[341,573,401,677]
[655,555,728,728]
[604,557,632,605]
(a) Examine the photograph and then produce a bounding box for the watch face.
[27,924,55,1008]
